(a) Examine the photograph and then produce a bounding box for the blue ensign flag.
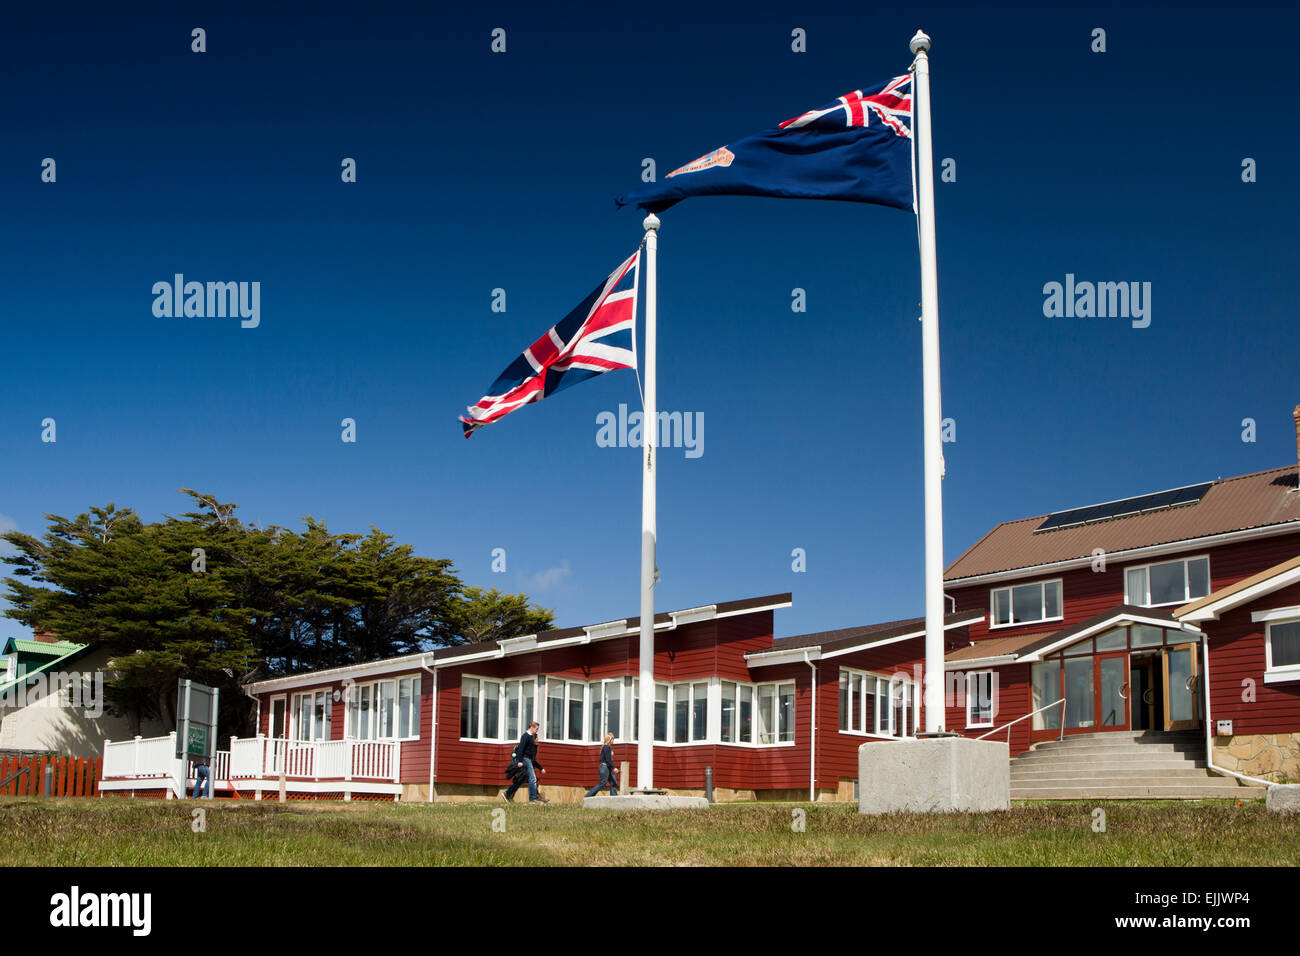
[616,74,914,213]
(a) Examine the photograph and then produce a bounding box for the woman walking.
[584,732,619,797]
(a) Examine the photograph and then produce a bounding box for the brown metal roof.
[944,631,1053,663]
[1175,553,1300,620]
[768,609,984,655]
[945,464,1300,582]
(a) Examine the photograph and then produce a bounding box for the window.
[721,681,737,742]
[673,682,690,743]
[1266,620,1300,676]
[1124,556,1210,607]
[991,579,1063,627]
[838,668,916,739]
[966,671,994,728]
[540,678,588,743]
[587,678,623,741]
[292,690,331,741]
[462,676,535,742]
[350,677,421,741]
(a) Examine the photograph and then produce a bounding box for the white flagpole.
[910,30,947,735]
[637,212,660,789]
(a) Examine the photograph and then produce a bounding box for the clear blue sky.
[2,1,1297,643]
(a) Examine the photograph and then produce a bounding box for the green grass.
[0,797,1293,866]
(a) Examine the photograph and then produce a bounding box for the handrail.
[976,698,1067,743]
[0,765,31,790]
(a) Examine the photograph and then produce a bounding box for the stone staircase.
[1010,731,1268,800]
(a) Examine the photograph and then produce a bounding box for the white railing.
[224,736,400,782]
[104,734,401,786]
[975,698,1067,744]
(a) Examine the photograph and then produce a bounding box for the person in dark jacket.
[504,721,547,803]
[584,732,619,797]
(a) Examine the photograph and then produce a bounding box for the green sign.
[186,725,209,757]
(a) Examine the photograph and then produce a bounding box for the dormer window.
[991,579,1063,627]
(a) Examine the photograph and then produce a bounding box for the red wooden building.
[101,445,1300,801]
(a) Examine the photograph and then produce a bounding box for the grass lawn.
[0,796,1293,866]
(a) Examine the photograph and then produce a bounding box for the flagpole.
[910,30,947,735]
[637,212,660,789]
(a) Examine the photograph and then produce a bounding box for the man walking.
[504,720,547,803]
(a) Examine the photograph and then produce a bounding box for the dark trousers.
[585,764,618,797]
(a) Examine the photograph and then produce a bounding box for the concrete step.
[1013,758,1209,773]
[1015,744,1203,760]
[1011,767,1226,782]
[1038,731,1198,744]
[1011,784,1266,800]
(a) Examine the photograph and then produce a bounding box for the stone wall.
[1213,733,1300,782]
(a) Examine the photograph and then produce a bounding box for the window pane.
[567,683,583,741]
[1126,567,1147,605]
[505,681,521,739]
[778,684,795,742]
[1271,622,1300,668]
[1187,557,1210,599]
[398,679,412,738]
[590,682,603,742]
[993,589,1011,625]
[481,680,499,740]
[1012,583,1042,623]
[654,684,668,743]
[850,674,861,732]
[547,679,564,740]
[632,679,639,740]
[1064,658,1094,728]
[1045,580,1062,618]
[673,682,690,743]
[460,680,478,738]
[1095,627,1126,651]
[1149,560,1185,605]
[838,673,848,732]
[892,682,905,736]
[348,686,361,739]
[739,686,753,743]
[1131,624,1163,648]
[410,677,421,737]
[693,682,708,741]
[1032,663,1062,730]
[757,685,775,744]
[606,681,621,738]
[522,679,533,730]
[378,681,395,739]
[722,681,737,742]
[864,679,878,734]
[1063,638,1093,657]
[314,692,328,740]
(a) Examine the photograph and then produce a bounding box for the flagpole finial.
[909,30,930,54]
[642,213,660,232]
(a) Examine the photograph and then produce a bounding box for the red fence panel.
[0,755,102,796]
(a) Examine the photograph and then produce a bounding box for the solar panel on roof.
[1033,481,1214,533]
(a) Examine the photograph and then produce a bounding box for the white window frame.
[586,677,626,742]
[1123,555,1211,608]
[290,689,331,741]
[838,667,916,740]
[1254,607,1300,684]
[268,694,288,740]
[460,675,537,743]
[966,670,995,728]
[989,578,1064,629]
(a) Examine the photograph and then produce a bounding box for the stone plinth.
[858,736,1010,814]
[582,794,710,810]
[1266,784,1300,814]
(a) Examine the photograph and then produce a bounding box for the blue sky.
[2,1,1298,643]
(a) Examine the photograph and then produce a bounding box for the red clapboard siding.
[1206,581,1300,733]
[950,532,1300,644]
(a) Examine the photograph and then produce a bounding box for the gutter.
[805,652,817,802]
[421,657,437,803]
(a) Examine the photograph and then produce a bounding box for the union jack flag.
[778,74,912,138]
[461,251,640,437]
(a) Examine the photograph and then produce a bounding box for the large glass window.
[461,678,480,739]
[838,668,915,739]
[991,579,1063,626]
[546,679,564,740]
[1063,658,1095,729]
[1124,556,1210,607]
[1031,663,1062,730]
[673,682,690,743]
[778,684,795,743]
[350,677,421,741]
[967,671,994,727]
[722,681,737,742]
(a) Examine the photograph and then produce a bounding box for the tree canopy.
[1,491,554,734]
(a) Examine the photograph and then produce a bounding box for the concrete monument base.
[1266,784,1300,813]
[583,794,710,810]
[858,736,1010,814]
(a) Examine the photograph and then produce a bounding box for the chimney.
[1294,405,1300,476]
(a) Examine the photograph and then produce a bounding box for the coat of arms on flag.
[460,250,641,437]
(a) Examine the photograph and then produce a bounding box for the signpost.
[176,679,218,761]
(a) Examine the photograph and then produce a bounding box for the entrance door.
[1163,643,1200,731]
[1097,652,1129,730]
[270,696,287,739]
